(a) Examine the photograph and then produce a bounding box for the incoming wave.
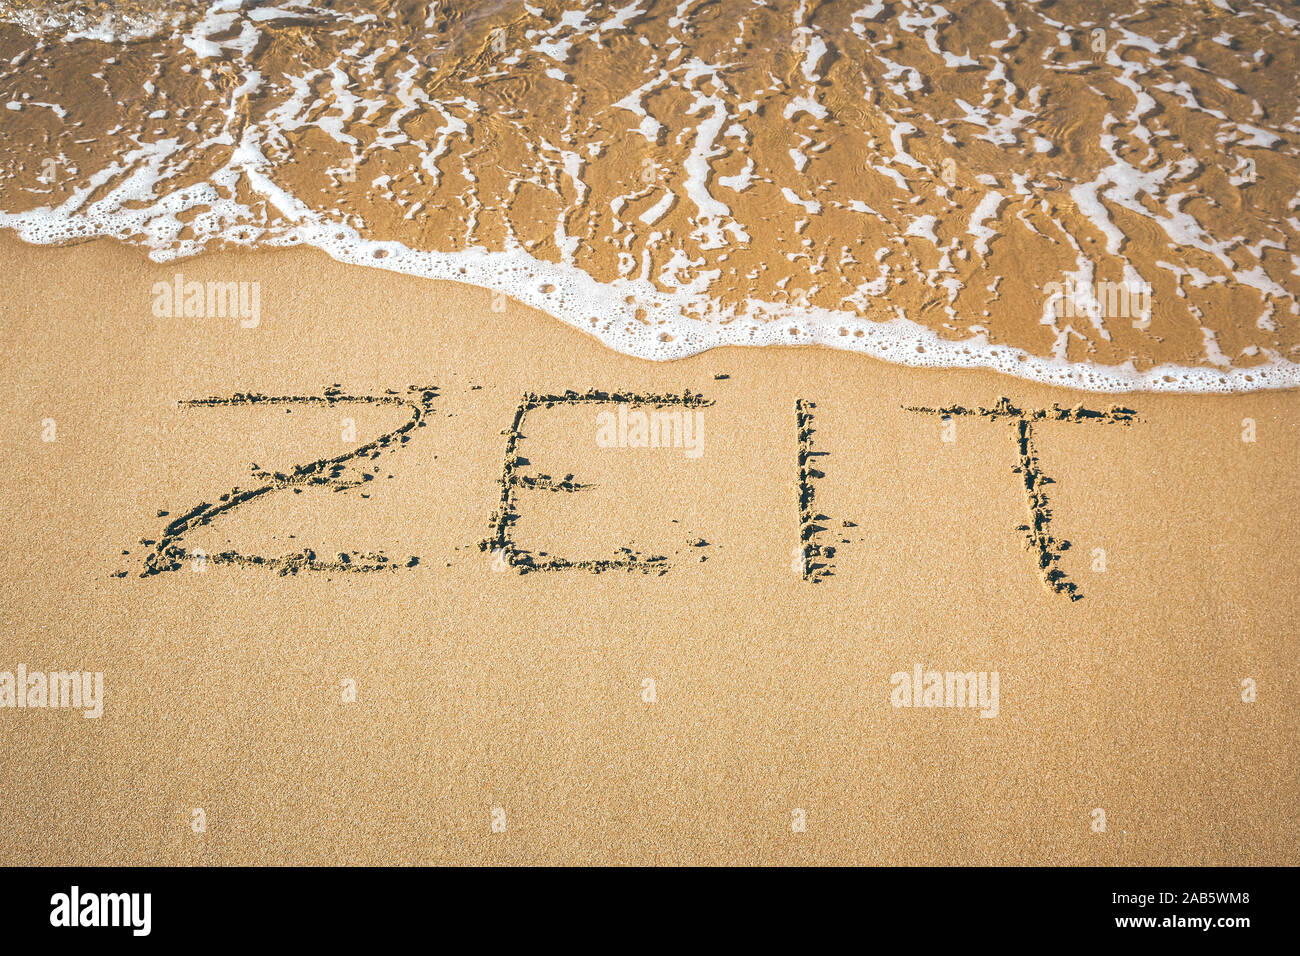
[1,0,1299,391]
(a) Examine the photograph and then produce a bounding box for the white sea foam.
[5,185,1298,394]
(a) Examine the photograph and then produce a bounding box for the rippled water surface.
[1,0,1298,390]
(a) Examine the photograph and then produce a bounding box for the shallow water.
[1,0,1298,391]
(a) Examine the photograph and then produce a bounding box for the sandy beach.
[0,233,1295,865]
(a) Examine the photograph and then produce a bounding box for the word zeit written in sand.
[122,388,1137,600]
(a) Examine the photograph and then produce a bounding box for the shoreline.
[3,226,1298,396]
[2,0,1297,401]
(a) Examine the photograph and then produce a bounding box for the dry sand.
[0,234,1296,865]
